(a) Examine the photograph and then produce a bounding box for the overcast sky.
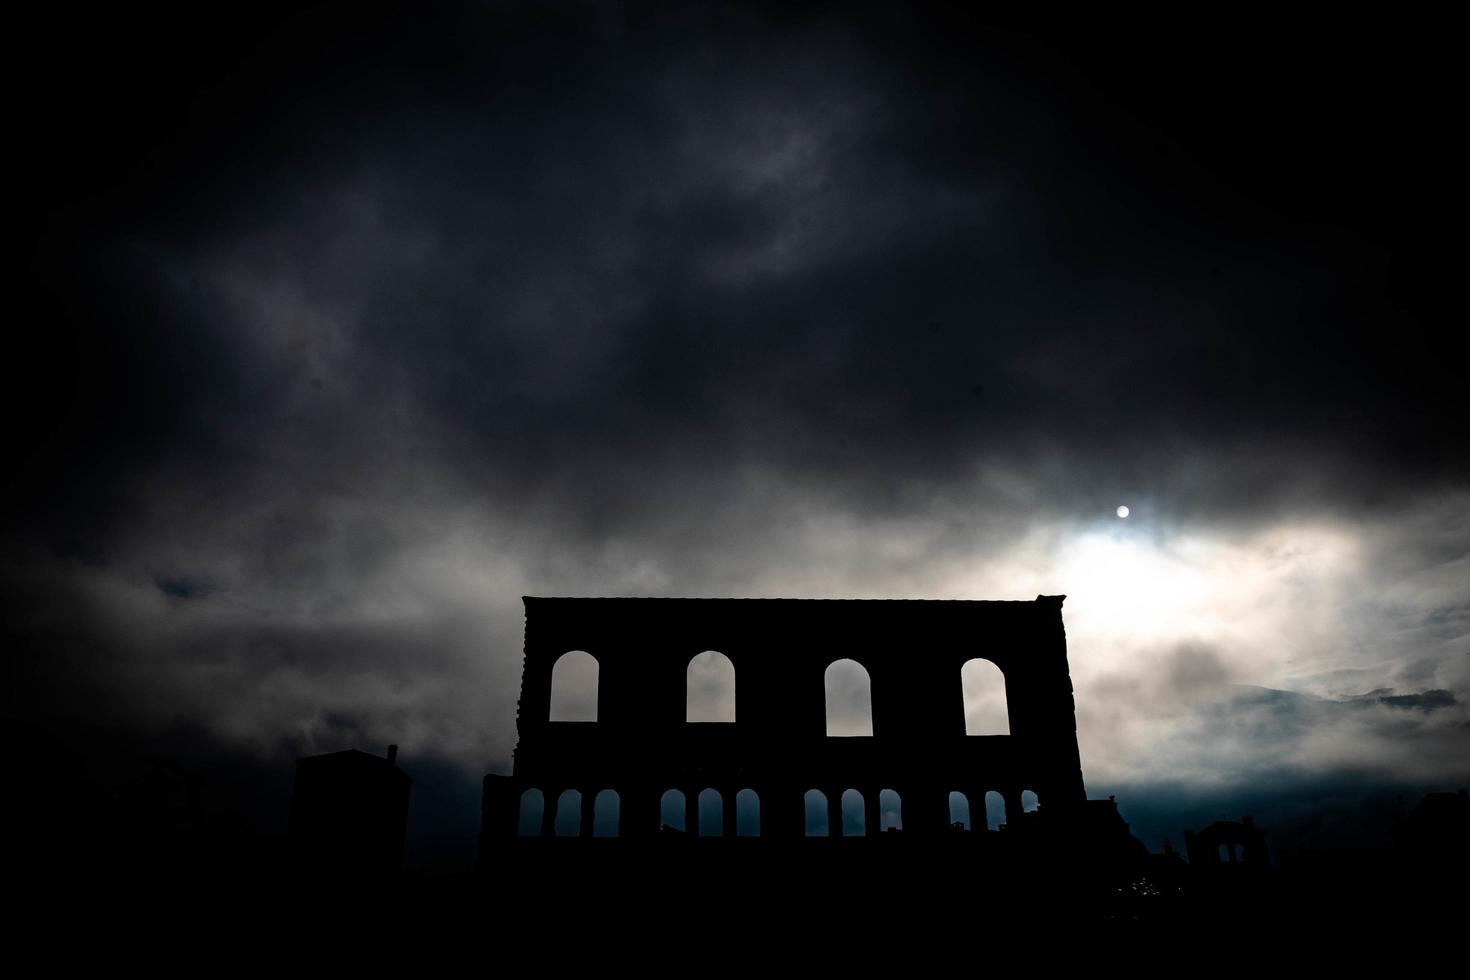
[9,3,1467,865]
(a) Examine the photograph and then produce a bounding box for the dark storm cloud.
[8,3,1467,863]
[29,3,1461,534]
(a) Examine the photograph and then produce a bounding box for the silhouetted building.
[1395,789,1470,864]
[1185,816,1268,872]
[1277,790,1469,923]
[480,596,1109,866]
[289,745,410,876]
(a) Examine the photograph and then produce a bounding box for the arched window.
[961,658,1008,735]
[550,650,599,722]
[804,789,829,837]
[825,659,873,737]
[841,789,866,837]
[736,789,760,836]
[949,791,971,830]
[698,788,723,836]
[554,789,582,837]
[687,651,736,722]
[659,789,686,833]
[593,789,620,837]
[1021,789,1040,813]
[879,789,903,832]
[984,790,1006,830]
[517,788,545,837]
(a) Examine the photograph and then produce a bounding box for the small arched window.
[736,789,761,836]
[984,790,1006,830]
[879,789,903,832]
[659,789,686,833]
[841,789,866,837]
[554,789,582,837]
[593,789,620,837]
[517,788,545,837]
[948,791,972,830]
[698,788,723,836]
[804,790,829,837]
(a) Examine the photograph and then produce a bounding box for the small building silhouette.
[1185,816,1268,871]
[289,745,411,876]
[1395,789,1470,864]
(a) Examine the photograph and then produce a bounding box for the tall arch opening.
[517,788,545,837]
[659,789,686,833]
[593,789,620,837]
[804,790,829,836]
[554,789,582,837]
[687,651,736,722]
[1022,789,1040,813]
[961,658,1008,735]
[550,650,599,722]
[736,789,760,836]
[825,659,873,737]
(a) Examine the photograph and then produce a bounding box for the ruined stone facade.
[479,595,1088,857]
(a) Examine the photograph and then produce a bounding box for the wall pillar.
[1005,789,1024,828]
[762,787,788,839]
[580,789,595,838]
[481,775,516,840]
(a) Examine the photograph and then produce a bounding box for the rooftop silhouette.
[289,745,411,877]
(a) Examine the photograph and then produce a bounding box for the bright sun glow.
[1046,522,1362,674]
[1116,505,1130,518]
[1058,531,1211,636]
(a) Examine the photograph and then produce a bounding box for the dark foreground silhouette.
[9,596,1467,955]
[467,597,1469,937]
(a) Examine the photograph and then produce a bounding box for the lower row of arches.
[517,787,1040,838]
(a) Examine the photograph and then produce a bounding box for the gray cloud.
[8,3,1467,865]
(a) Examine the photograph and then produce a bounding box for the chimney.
[387,744,398,767]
